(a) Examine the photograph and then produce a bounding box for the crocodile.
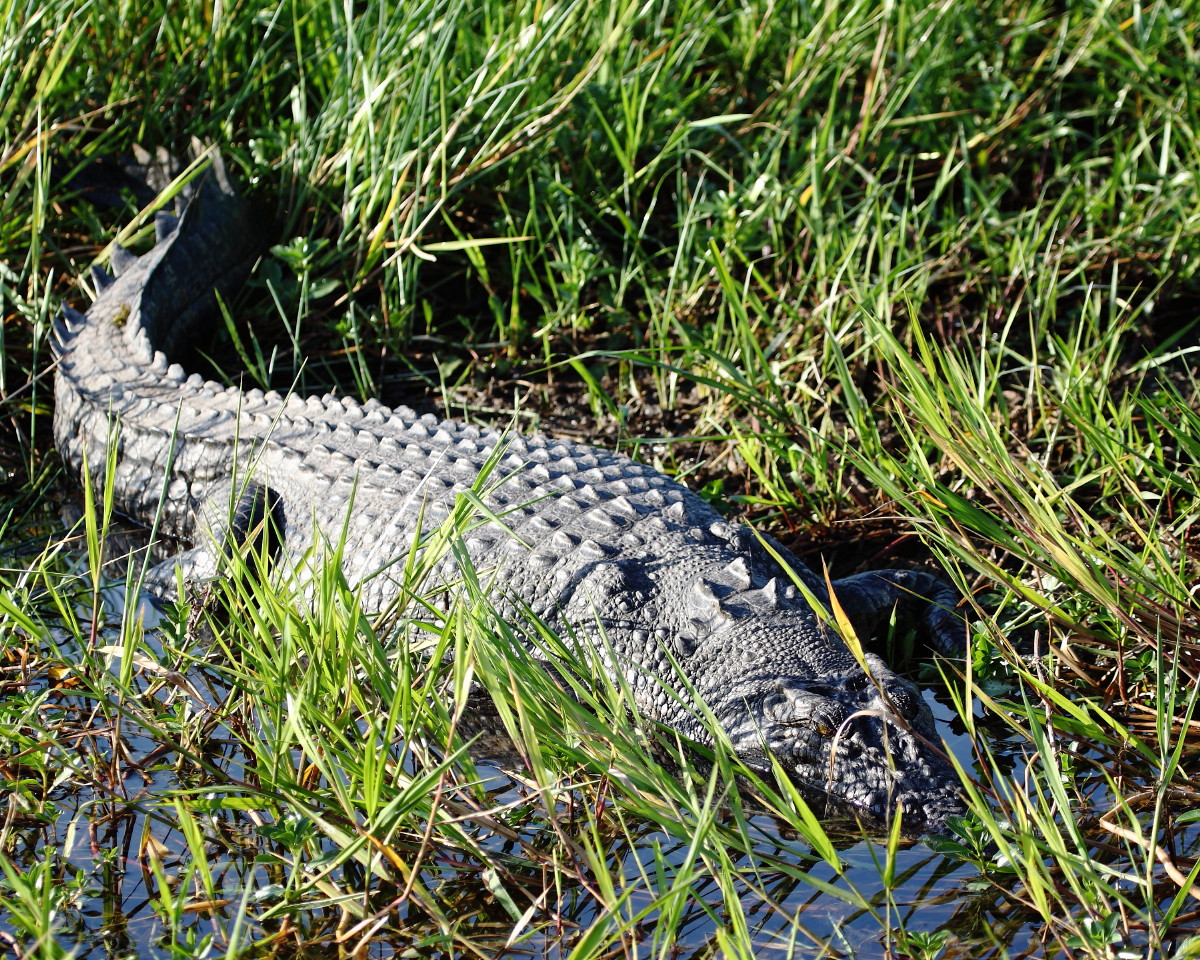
[53,155,969,834]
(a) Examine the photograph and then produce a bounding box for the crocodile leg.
[828,569,966,658]
[146,478,284,593]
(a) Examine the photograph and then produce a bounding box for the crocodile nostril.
[844,673,872,694]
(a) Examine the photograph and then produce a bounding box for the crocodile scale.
[53,157,968,833]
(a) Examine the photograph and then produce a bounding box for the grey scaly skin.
[53,157,968,834]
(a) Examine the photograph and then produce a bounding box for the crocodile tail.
[55,148,262,367]
[51,304,87,359]
[130,150,264,358]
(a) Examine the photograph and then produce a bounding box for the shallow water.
[0,627,994,957]
[0,510,1170,959]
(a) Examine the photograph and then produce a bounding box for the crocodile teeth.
[110,244,137,277]
[90,265,114,290]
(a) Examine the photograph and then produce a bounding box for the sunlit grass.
[2,0,1200,955]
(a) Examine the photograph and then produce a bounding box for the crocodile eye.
[885,686,921,721]
[768,687,851,736]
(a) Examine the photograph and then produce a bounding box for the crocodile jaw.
[707,670,965,834]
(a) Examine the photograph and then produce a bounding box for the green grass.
[3,0,1200,956]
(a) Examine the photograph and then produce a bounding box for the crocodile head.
[692,620,966,835]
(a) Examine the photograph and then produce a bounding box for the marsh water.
[0,504,1168,959]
